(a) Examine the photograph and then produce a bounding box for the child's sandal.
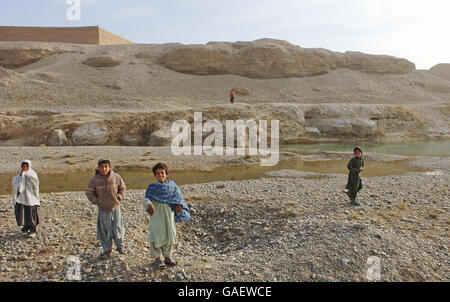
[154,259,166,269]
[164,259,177,267]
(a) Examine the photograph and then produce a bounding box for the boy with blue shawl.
[142,163,192,268]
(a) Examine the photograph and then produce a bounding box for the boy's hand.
[147,204,155,216]
[175,205,182,214]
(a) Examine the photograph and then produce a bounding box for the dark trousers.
[15,203,41,232]
[346,177,363,201]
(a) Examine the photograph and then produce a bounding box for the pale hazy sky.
[1,0,448,69]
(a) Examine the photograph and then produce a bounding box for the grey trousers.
[97,207,125,252]
[15,203,41,232]
[150,242,173,259]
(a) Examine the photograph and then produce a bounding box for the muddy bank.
[0,146,436,176]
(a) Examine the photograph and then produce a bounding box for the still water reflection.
[0,159,426,195]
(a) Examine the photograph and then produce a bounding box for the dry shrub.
[350,213,360,220]
[429,213,439,219]
[379,210,402,220]
[396,203,409,209]
[392,106,426,126]
[37,246,54,255]
[184,194,210,201]
[65,159,76,165]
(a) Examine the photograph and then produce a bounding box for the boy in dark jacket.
[345,147,364,206]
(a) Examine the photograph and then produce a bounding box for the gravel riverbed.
[0,168,448,282]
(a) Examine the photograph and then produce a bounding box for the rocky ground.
[0,158,448,282]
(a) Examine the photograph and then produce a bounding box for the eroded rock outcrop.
[157,39,415,79]
[71,122,109,145]
[0,102,446,146]
[0,48,66,69]
[313,118,377,137]
[82,56,122,67]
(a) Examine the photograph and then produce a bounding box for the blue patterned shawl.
[145,179,192,223]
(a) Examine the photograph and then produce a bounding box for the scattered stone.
[72,122,109,145]
[47,129,68,146]
[352,224,366,230]
[147,129,172,146]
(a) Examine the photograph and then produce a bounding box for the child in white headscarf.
[12,160,41,237]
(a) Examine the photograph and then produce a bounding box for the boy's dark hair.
[353,147,362,153]
[152,162,168,175]
[97,159,111,167]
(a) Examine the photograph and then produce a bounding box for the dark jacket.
[346,157,364,193]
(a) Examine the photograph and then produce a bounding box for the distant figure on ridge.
[344,147,364,206]
[229,90,235,104]
[12,160,41,238]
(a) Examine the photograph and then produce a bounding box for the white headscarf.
[12,160,40,206]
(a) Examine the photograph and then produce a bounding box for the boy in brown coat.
[86,159,126,258]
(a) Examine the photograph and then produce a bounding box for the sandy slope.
[424,63,450,82]
[0,40,449,111]
[0,40,449,145]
